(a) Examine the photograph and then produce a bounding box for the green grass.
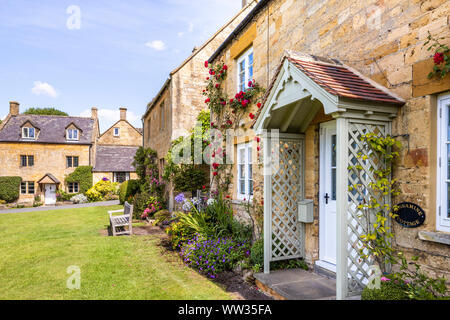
[0,206,232,300]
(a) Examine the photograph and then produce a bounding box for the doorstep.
[254,268,336,300]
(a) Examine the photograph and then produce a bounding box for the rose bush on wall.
[424,31,450,79]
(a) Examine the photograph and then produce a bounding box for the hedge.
[65,166,93,194]
[0,176,22,203]
[119,179,140,204]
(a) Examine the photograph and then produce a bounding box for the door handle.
[324,193,330,204]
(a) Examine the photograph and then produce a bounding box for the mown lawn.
[0,206,232,300]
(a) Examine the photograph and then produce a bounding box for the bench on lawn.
[109,201,133,236]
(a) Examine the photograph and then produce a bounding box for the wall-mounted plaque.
[394,202,426,228]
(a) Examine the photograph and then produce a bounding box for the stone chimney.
[120,107,127,121]
[9,101,19,116]
[91,107,98,119]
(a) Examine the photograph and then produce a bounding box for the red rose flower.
[434,52,445,65]
[257,102,262,108]
[223,65,228,70]
[229,99,234,103]
[213,171,218,176]
[202,185,206,189]
[206,77,209,80]
[205,98,210,103]
[249,113,255,120]
[212,163,219,169]
[215,84,219,88]
[204,61,208,68]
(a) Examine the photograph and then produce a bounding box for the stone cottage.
[142,0,258,209]
[0,103,142,204]
[206,0,450,299]
[0,102,99,205]
[92,107,142,184]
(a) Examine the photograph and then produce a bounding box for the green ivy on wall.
[65,166,93,194]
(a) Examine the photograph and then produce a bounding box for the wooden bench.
[109,201,133,236]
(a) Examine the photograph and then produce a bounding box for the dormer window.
[22,127,35,139]
[67,129,79,141]
[113,128,120,136]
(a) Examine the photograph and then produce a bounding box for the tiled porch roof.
[287,56,404,105]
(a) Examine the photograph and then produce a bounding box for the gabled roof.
[93,145,139,172]
[286,56,404,105]
[0,114,95,144]
[253,51,405,130]
[37,173,60,184]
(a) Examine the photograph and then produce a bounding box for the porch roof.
[37,173,60,184]
[252,51,405,132]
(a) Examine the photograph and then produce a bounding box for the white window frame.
[237,143,253,201]
[437,92,450,232]
[22,127,35,139]
[67,129,79,141]
[113,172,130,183]
[113,127,120,136]
[68,182,79,194]
[236,47,254,92]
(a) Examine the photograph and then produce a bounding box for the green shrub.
[250,238,264,266]
[119,179,140,204]
[133,194,163,219]
[85,180,119,202]
[65,166,93,193]
[56,189,72,202]
[172,165,208,194]
[0,176,22,203]
[362,280,410,300]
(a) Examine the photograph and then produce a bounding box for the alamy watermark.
[66,5,81,30]
[66,265,81,290]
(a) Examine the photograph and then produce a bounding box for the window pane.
[21,182,27,194]
[74,183,79,193]
[331,134,337,167]
[332,168,336,200]
[28,155,34,166]
[239,164,245,179]
[249,179,253,196]
[67,157,72,167]
[28,182,34,194]
[73,130,78,139]
[248,52,253,66]
[74,157,79,167]
[29,128,35,138]
[240,180,245,195]
[21,155,27,167]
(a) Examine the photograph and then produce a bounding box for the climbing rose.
[257,102,262,108]
[215,84,220,88]
[213,171,218,176]
[229,99,234,103]
[249,113,255,120]
[434,52,444,65]
[204,61,208,68]
[205,98,210,103]
[223,65,228,70]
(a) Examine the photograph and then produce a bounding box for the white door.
[318,121,337,271]
[45,184,56,205]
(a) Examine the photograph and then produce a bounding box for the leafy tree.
[24,108,68,116]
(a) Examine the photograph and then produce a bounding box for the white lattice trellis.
[338,119,391,297]
[270,136,305,262]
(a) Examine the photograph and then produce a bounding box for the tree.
[24,108,68,116]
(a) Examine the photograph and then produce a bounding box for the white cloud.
[79,108,141,133]
[31,81,58,98]
[145,40,166,51]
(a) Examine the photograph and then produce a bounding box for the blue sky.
[0,0,242,131]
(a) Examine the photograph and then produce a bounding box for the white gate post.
[336,116,349,300]
[263,131,272,274]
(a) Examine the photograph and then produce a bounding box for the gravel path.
[0,200,120,214]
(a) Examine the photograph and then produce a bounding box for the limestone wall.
[211,0,450,278]
[97,120,142,146]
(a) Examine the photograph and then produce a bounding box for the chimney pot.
[119,107,127,121]
[91,107,98,119]
[9,101,19,116]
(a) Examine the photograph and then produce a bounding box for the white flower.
[207,198,216,206]
[191,197,201,205]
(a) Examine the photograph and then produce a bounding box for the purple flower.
[381,276,391,282]
[175,193,185,204]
